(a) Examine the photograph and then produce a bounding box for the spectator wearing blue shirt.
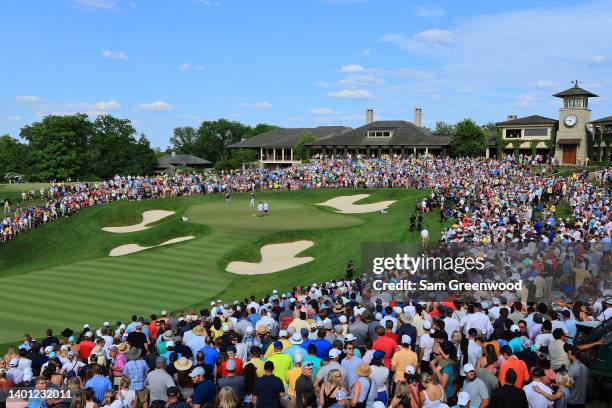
[84,365,112,403]
[199,339,219,367]
[310,330,332,360]
[189,366,215,408]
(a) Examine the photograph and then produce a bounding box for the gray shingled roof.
[495,115,558,127]
[553,86,598,98]
[230,126,351,148]
[590,115,612,124]
[155,154,212,168]
[307,121,450,147]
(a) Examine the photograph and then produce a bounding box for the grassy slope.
[0,188,442,349]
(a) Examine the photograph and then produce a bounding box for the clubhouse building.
[231,82,611,166]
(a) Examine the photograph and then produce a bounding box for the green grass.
[0,188,441,349]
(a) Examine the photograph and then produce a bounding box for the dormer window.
[367,130,392,138]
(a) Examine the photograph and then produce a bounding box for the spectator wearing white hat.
[316,348,347,388]
[418,319,435,373]
[461,363,489,408]
[284,333,307,364]
[391,335,417,384]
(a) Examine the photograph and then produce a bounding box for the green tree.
[20,114,93,181]
[434,121,456,135]
[196,119,251,162]
[294,133,317,161]
[245,123,278,138]
[169,126,198,154]
[0,134,28,178]
[450,119,487,157]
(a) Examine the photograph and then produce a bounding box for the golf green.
[0,188,443,347]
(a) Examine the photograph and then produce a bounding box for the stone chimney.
[414,107,422,127]
[506,115,517,121]
[366,108,374,125]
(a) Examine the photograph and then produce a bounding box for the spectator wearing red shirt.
[498,346,530,388]
[372,326,397,368]
[77,332,96,360]
[220,351,243,377]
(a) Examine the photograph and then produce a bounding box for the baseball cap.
[373,402,385,408]
[422,320,432,330]
[189,367,205,377]
[302,361,313,370]
[457,391,470,406]
[84,332,93,338]
[273,341,283,349]
[167,386,179,397]
[405,365,416,375]
[245,326,253,335]
[401,335,412,345]
[373,350,385,360]
[510,325,520,333]
[328,348,341,359]
[463,363,475,373]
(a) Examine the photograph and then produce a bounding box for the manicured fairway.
[0,188,443,347]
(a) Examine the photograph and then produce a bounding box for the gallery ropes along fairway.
[0,188,435,346]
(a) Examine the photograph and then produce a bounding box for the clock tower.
[553,81,598,165]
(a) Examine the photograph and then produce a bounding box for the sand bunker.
[109,236,195,257]
[226,240,314,275]
[316,194,396,214]
[102,210,175,233]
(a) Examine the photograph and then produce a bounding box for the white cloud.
[414,5,445,18]
[517,94,537,108]
[74,0,116,10]
[535,80,559,90]
[337,74,385,86]
[379,29,453,53]
[102,50,128,60]
[340,64,365,73]
[242,101,273,109]
[311,108,341,115]
[328,89,373,99]
[414,29,453,45]
[179,63,192,70]
[16,95,41,103]
[135,101,172,111]
[93,100,120,110]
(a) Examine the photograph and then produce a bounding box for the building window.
[367,130,392,138]
[524,128,548,137]
[565,98,586,108]
[505,129,522,139]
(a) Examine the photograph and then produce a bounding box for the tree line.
[0,114,277,181]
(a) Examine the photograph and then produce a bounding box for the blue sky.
[2,0,611,148]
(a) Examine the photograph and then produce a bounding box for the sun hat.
[356,363,371,377]
[174,357,193,371]
[290,333,303,345]
[192,326,205,336]
[125,347,142,361]
[257,325,267,334]
[189,366,205,377]
[163,330,174,341]
[118,343,129,353]
[457,391,470,406]
[333,303,344,313]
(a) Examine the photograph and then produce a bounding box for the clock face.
[565,114,577,127]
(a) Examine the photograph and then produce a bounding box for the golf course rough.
[0,188,440,348]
